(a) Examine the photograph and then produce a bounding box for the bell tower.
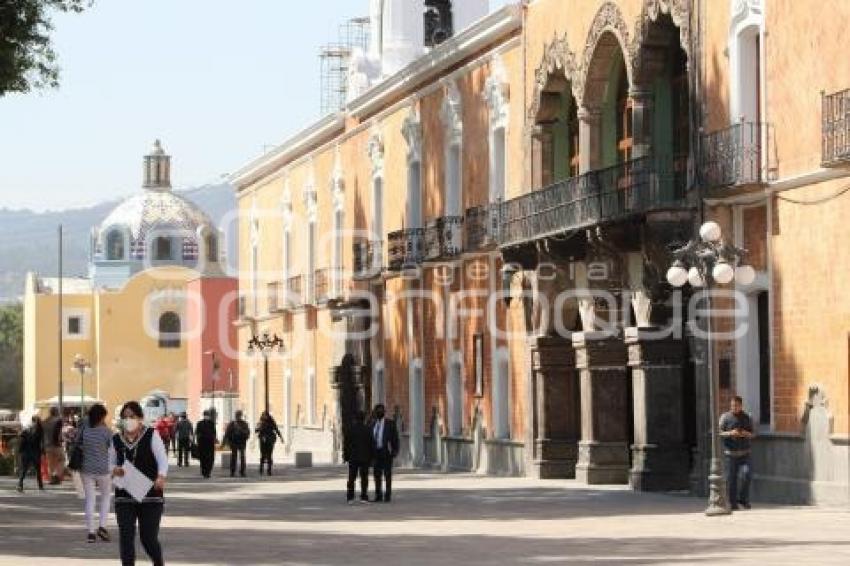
[143,139,172,190]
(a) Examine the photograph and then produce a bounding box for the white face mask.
[123,418,141,433]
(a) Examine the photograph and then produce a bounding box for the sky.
[0,0,511,212]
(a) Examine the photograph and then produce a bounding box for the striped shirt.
[80,424,113,476]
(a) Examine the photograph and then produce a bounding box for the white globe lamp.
[735,264,756,286]
[712,260,735,285]
[687,266,705,287]
[699,221,722,243]
[666,263,689,287]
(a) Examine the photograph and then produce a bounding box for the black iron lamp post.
[247,331,284,415]
[666,220,756,516]
[72,354,91,417]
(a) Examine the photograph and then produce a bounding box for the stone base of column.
[530,439,578,479]
[575,440,629,484]
[630,443,691,491]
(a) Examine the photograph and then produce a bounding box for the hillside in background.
[0,183,238,302]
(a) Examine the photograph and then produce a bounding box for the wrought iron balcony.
[464,204,501,252]
[499,156,688,248]
[353,239,382,278]
[387,228,424,271]
[423,216,463,261]
[286,275,304,309]
[700,121,769,188]
[822,88,850,166]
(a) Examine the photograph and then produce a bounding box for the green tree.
[0,0,92,96]
[0,303,23,409]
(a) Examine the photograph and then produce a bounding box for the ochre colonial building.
[231,0,850,504]
[24,142,239,424]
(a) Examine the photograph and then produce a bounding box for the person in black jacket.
[194,410,217,479]
[370,404,399,503]
[255,411,283,476]
[343,410,373,503]
[223,411,250,478]
[17,415,45,492]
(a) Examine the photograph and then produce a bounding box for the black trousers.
[177,439,191,467]
[198,444,215,478]
[373,452,393,501]
[18,453,43,489]
[230,446,246,477]
[347,462,369,501]
[259,440,275,474]
[116,501,164,566]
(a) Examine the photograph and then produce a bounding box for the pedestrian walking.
[43,407,64,484]
[255,411,283,476]
[77,403,113,543]
[16,415,44,492]
[343,410,373,504]
[223,411,250,477]
[110,401,168,566]
[370,404,399,503]
[175,412,194,467]
[720,395,755,511]
[195,410,217,478]
[167,413,177,455]
[154,416,171,453]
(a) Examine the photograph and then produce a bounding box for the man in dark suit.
[370,404,399,503]
[344,410,373,503]
[195,410,218,479]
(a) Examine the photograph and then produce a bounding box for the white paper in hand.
[118,460,154,503]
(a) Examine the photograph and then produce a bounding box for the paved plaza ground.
[1,463,849,565]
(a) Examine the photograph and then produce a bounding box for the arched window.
[158,311,181,348]
[106,230,125,260]
[154,237,172,261]
[206,233,218,263]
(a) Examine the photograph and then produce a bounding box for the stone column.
[528,335,580,478]
[626,327,690,491]
[578,106,602,174]
[574,331,630,484]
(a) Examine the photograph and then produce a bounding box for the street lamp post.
[666,220,756,516]
[247,331,284,415]
[72,354,91,417]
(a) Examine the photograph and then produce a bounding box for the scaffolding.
[320,16,371,115]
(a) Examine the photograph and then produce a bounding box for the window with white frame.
[307,367,316,424]
[442,82,463,216]
[729,0,764,125]
[447,355,463,436]
[492,348,511,439]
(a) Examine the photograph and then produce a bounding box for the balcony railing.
[387,228,424,271]
[286,275,304,309]
[465,204,501,252]
[499,156,688,248]
[314,268,330,304]
[423,216,463,261]
[353,239,382,278]
[700,121,768,188]
[823,88,850,166]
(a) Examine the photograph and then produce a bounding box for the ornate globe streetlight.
[666,221,755,516]
[247,331,284,415]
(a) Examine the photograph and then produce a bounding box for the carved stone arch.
[527,32,580,126]
[577,2,634,109]
[631,0,692,84]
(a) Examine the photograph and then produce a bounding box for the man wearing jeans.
[719,395,755,510]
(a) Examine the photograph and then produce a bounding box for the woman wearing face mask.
[109,401,168,566]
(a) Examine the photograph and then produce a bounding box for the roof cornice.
[229,113,345,190]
